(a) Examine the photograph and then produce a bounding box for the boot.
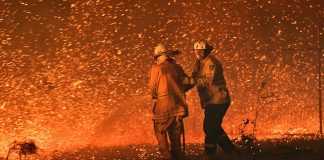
[204,152,217,160]
[204,146,217,160]
[217,134,238,155]
[160,151,172,160]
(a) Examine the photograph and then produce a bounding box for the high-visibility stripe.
[205,144,217,147]
[153,110,187,120]
[157,90,185,99]
[147,84,156,91]
[213,84,226,88]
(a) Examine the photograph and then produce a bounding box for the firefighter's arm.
[181,70,196,92]
[182,75,196,92]
[196,64,215,87]
[181,60,201,91]
[148,66,158,99]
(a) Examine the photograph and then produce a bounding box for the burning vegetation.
[0,0,323,159]
[6,140,38,160]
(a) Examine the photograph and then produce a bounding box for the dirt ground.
[2,138,323,160]
[50,138,324,160]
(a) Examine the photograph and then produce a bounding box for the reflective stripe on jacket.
[148,60,189,120]
[193,54,231,108]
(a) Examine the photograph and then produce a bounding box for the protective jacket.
[148,59,189,120]
[193,54,231,108]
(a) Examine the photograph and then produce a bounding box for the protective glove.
[183,76,196,85]
[176,116,183,122]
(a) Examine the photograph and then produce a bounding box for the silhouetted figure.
[148,44,189,160]
[184,39,239,160]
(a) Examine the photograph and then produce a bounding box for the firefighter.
[148,44,189,160]
[185,39,238,159]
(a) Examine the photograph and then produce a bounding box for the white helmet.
[154,44,169,57]
[193,39,213,50]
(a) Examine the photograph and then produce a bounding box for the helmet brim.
[193,46,213,51]
[154,50,172,57]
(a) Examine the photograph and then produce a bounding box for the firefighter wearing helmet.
[148,44,190,160]
[187,39,239,159]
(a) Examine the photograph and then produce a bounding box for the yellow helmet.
[193,39,213,50]
[154,44,169,57]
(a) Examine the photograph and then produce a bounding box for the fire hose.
[181,120,186,158]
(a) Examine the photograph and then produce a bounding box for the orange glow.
[0,0,322,158]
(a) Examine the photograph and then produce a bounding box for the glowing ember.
[0,0,322,158]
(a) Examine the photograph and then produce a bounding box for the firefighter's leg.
[168,117,184,160]
[217,127,238,154]
[154,120,172,160]
[203,106,219,159]
[216,103,239,156]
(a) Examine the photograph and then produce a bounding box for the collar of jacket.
[156,54,169,65]
[199,53,212,63]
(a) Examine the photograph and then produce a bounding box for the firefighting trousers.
[154,117,184,160]
[203,103,237,154]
